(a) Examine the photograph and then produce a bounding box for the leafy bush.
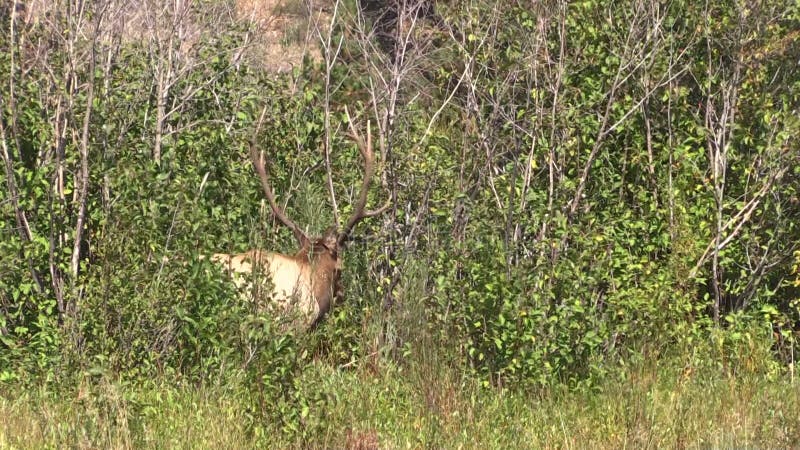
[1,0,798,398]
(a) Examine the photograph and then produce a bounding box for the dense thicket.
[1,0,798,409]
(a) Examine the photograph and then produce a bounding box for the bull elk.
[210,117,389,328]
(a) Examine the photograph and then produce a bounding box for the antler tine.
[339,110,386,243]
[249,141,309,246]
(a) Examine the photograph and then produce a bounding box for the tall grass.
[2,358,798,449]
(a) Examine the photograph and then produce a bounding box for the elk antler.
[250,142,309,247]
[339,110,392,245]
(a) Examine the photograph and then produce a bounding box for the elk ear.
[322,226,339,250]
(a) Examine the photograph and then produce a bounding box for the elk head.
[210,116,389,329]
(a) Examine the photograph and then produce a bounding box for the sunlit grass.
[0,378,251,450]
[1,359,798,449]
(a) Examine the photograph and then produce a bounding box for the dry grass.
[0,379,251,450]
[1,361,798,449]
[14,0,323,74]
[235,0,325,73]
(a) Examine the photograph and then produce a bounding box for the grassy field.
[1,359,798,449]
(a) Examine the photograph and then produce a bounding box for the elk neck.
[292,239,342,326]
[292,239,339,268]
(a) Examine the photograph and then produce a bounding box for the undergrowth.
[1,349,798,449]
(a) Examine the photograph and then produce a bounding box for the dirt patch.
[235,0,326,73]
[345,428,380,450]
[12,0,324,74]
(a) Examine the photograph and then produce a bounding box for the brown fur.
[212,115,388,329]
[210,229,342,328]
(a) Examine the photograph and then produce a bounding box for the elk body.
[209,230,342,328]
[210,117,387,328]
